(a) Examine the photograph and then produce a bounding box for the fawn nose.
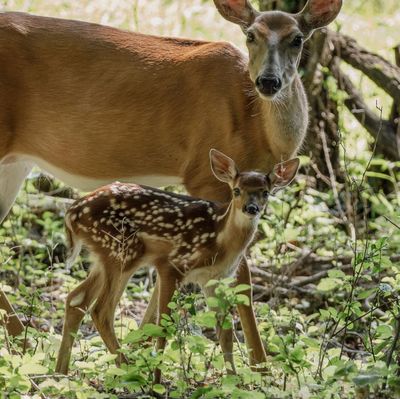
[244,203,260,216]
[255,75,282,96]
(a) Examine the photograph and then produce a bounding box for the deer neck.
[259,75,309,162]
[215,201,258,255]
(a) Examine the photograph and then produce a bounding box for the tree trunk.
[259,0,342,187]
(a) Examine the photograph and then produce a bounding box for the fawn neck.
[215,199,259,255]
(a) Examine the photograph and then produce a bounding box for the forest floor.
[1,1,400,398]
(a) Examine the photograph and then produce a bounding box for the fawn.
[56,149,299,379]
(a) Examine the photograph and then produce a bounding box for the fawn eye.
[291,35,303,48]
[233,188,241,197]
[246,31,255,43]
[263,191,269,199]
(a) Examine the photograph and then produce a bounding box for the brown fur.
[0,0,341,364]
[0,11,306,203]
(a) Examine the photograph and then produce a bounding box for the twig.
[318,123,354,237]
[386,315,400,368]
[383,216,400,230]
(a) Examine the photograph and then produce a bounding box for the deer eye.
[262,191,269,199]
[233,188,241,197]
[246,31,255,43]
[290,35,303,48]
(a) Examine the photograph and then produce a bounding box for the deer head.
[213,0,342,99]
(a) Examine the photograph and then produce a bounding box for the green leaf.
[233,284,250,293]
[167,301,177,310]
[376,325,392,339]
[354,373,383,386]
[97,354,118,365]
[357,288,375,299]
[365,171,395,183]
[317,278,338,292]
[327,269,346,279]
[319,309,331,320]
[221,374,241,389]
[187,336,207,355]
[301,337,320,348]
[195,311,217,328]
[290,345,305,363]
[142,323,165,337]
[106,367,127,376]
[232,388,265,399]
[153,384,166,394]
[123,373,147,385]
[189,387,213,399]
[206,296,219,308]
[124,329,144,343]
[19,363,48,375]
[222,318,232,330]
[235,294,250,306]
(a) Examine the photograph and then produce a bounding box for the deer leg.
[91,266,133,366]
[235,257,267,368]
[0,290,27,340]
[0,160,33,338]
[202,284,236,374]
[0,159,33,224]
[154,271,179,384]
[56,267,103,374]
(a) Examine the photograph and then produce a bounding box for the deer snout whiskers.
[255,74,282,97]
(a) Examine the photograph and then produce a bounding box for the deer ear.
[213,0,257,29]
[296,0,342,37]
[209,149,239,184]
[268,158,300,193]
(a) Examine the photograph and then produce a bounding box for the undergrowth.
[0,1,400,398]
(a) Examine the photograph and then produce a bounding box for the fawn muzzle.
[243,203,260,216]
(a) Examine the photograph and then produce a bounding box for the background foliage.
[0,0,399,398]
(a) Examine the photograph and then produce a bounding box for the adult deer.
[55,150,300,380]
[0,0,342,369]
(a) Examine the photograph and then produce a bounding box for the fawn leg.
[154,271,179,384]
[91,267,134,366]
[202,285,236,374]
[56,268,103,374]
[236,257,267,368]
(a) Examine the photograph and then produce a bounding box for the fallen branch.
[331,32,400,103]
[26,194,74,214]
[329,58,399,160]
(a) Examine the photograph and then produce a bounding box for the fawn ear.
[296,0,342,38]
[210,149,239,184]
[268,158,300,193]
[213,0,257,30]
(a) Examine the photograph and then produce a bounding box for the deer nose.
[255,75,282,96]
[244,203,260,215]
